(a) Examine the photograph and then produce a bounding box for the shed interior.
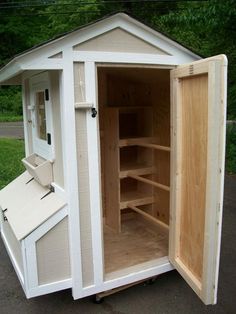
[97,66,171,278]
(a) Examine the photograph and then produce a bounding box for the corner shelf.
[120,190,154,210]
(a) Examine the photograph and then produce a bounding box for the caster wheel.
[146,277,156,285]
[93,295,104,304]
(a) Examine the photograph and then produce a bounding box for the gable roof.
[0,12,201,85]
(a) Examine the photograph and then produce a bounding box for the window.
[35,91,47,140]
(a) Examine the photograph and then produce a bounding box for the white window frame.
[29,72,55,161]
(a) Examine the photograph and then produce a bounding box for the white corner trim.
[60,47,83,299]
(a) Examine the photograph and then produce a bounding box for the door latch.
[91,107,97,118]
[47,133,51,145]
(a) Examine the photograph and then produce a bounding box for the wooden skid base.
[95,277,157,302]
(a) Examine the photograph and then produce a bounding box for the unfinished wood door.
[169,55,227,305]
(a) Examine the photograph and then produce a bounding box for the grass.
[0,114,23,122]
[0,138,25,189]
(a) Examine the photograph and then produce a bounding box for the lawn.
[0,138,25,189]
[0,114,23,122]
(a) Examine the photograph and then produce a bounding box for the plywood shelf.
[107,105,152,110]
[138,143,171,152]
[128,174,170,192]
[127,204,169,230]
[120,191,154,210]
[119,163,155,179]
[119,138,170,152]
[119,137,155,147]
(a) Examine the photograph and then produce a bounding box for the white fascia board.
[0,61,22,84]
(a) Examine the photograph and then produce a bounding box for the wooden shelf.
[119,137,170,152]
[107,105,152,110]
[119,137,155,147]
[127,204,169,230]
[120,191,154,210]
[138,143,170,152]
[128,174,170,192]
[119,163,155,179]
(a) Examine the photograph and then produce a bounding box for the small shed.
[0,13,227,305]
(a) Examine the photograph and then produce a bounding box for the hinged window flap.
[169,55,227,305]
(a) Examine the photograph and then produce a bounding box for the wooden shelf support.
[127,204,169,230]
[137,143,170,152]
[128,174,170,192]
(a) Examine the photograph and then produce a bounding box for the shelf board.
[128,174,170,192]
[119,164,155,179]
[119,137,155,147]
[120,191,154,210]
[107,105,152,110]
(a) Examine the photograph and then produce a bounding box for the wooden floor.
[104,217,168,274]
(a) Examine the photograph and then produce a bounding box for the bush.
[226,123,236,174]
[0,86,22,116]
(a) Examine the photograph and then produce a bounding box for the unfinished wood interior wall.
[36,217,71,285]
[74,62,94,287]
[152,72,170,225]
[98,67,171,234]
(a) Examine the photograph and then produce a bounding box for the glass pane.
[35,91,47,140]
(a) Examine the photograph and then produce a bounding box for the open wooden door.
[169,55,227,305]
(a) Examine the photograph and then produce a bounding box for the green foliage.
[0,86,22,116]
[226,124,236,174]
[153,0,236,120]
[0,138,25,189]
[0,0,235,172]
[0,114,22,122]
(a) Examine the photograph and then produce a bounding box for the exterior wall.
[73,28,169,55]
[36,217,70,285]
[1,221,23,274]
[50,71,64,187]
[74,62,94,287]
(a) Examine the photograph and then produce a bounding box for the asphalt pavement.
[0,175,235,314]
[0,121,24,138]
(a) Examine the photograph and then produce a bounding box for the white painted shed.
[0,13,227,305]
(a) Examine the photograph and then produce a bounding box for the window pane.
[36,91,47,140]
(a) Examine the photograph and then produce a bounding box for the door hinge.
[189,65,194,75]
[91,107,97,118]
[45,89,49,101]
